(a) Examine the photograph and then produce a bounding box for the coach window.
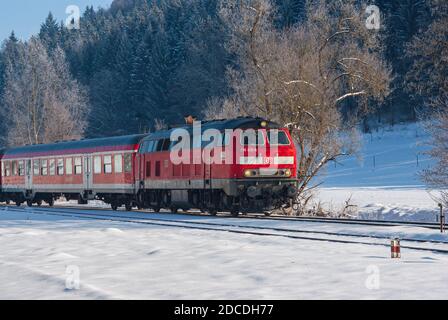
[11,161,17,176]
[66,158,73,175]
[18,161,25,176]
[5,161,10,176]
[114,154,123,173]
[33,160,40,176]
[124,154,132,173]
[41,160,48,176]
[104,155,112,174]
[94,156,102,174]
[74,157,82,175]
[57,159,64,175]
[49,159,56,176]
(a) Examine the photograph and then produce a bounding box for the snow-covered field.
[1,207,448,300]
[319,123,441,222]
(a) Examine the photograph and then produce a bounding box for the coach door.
[84,155,93,190]
[25,159,32,190]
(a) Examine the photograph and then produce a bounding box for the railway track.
[3,203,442,230]
[3,205,448,255]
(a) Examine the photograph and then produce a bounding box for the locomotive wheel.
[170,207,178,213]
[37,200,43,207]
[264,211,273,217]
[47,198,54,207]
[153,206,161,213]
[6,200,10,205]
[26,200,33,207]
[111,203,118,211]
[16,201,22,207]
[125,203,133,211]
[209,209,218,216]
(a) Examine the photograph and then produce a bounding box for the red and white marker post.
[391,238,401,259]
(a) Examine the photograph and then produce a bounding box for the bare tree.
[407,1,448,205]
[2,38,88,146]
[422,100,448,205]
[207,0,391,213]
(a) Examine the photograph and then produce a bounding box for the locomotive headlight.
[244,169,253,177]
[284,169,292,177]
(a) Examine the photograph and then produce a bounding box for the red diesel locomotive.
[0,117,298,215]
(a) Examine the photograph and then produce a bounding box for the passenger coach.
[0,135,145,209]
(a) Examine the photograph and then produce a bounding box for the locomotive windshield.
[267,130,290,145]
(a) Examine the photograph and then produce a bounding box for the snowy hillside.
[323,122,432,188]
[318,122,441,222]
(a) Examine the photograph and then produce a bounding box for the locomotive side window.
[66,158,73,175]
[104,156,112,174]
[57,159,64,175]
[94,156,102,174]
[146,140,155,153]
[156,139,164,152]
[267,130,291,145]
[162,139,171,151]
[146,161,151,177]
[155,161,161,177]
[49,159,56,176]
[124,154,132,173]
[18,160,25,176]
[74,157,82,175]
[114,154,123,173]
[33,160,40,176]
[41,160,48,176]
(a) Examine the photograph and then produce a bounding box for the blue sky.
[0,0,113,41]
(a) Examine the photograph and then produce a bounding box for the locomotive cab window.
[267,130,291,145]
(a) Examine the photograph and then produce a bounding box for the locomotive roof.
[3,134,147,158]
[146,117,280,140]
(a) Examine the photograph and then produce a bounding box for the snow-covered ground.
[318,123,441,222]
[1,208,448,300]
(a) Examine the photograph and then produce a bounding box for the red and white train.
[0,117,298,215]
